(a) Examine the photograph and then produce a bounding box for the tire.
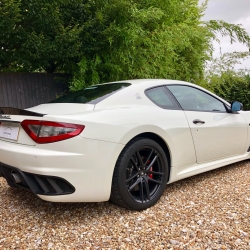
[110,137,169,210]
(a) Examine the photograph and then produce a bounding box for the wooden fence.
[0,73,69,109]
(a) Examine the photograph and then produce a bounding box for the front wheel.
[110,137,169,210]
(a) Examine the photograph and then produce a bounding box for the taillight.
[21,120,85,144]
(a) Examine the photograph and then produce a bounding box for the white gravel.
[0,161,250,249]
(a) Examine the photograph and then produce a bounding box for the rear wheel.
[110,137,169,210]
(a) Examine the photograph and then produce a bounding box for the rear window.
[50,83,131,104]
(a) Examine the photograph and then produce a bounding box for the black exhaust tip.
[11,172,22,184]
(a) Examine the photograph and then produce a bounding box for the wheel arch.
[119,132,172,182]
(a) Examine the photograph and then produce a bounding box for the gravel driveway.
[0,161,250,249]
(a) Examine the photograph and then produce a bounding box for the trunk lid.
[0,108,44,146]
[0,104,94,146]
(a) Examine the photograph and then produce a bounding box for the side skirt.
[168,153,250,184]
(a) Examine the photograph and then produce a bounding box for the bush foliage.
[202,52,250,110]
[1,0,250,99]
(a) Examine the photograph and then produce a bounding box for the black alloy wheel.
[110,137,169,210]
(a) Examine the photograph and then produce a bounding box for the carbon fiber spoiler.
[0,107,44,117]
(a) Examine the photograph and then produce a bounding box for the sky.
[200,0,250,69]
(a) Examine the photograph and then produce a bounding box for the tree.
[1,0,250,91]
[69,0,214,90]
[202,52,250,110]
[0,0,83,72]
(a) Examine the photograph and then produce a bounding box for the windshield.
[50,82,131,104]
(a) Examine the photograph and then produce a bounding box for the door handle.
[193,119,205,124]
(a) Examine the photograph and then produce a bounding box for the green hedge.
[203,73,250,111]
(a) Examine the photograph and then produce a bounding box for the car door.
[167,85,248,164]
[145,86,197,167]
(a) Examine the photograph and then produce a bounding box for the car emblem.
[135,93,142,99]
[0,115,11,119]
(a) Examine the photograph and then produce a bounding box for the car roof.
[108,79,189,86]
[94,79,231,109]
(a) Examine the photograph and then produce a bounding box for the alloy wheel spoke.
[146,154,158,171]
[148,178,162,184]
[126,172,139,183]
[139,179,144,203]
[145,149,153,167]
[130,157,140,171]
[147,170,164,176]
[143,177,150,200]
[136,151,144,168]
[128,178,140,191]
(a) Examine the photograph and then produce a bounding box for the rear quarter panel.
[45,106,196,168]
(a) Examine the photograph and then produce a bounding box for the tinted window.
[145,87,180,110]
[50,83,131,104]
[167,85,227,112]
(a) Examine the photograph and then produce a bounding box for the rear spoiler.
[0,107,44,117]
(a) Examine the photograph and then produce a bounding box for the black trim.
[172,109,228,114]
[0,163,75,196]
[0,107,44,117]
[0,120,20,123]
[193,119,205,124]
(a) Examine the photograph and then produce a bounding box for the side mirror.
[231,101,243,113]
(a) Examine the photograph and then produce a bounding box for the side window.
[145,86,180,110]
[167,85,227,112]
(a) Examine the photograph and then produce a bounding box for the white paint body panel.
[184,111,248,163]
[26,103,95,115]
[0,79,250,202]
[0,137,124,202]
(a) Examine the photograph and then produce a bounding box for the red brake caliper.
[147,160,153,179]
[149,168,153,179]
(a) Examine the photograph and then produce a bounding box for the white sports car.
[0,79,249,210]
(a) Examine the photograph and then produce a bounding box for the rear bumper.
[0,163,75,195]
[0,137,124,202]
